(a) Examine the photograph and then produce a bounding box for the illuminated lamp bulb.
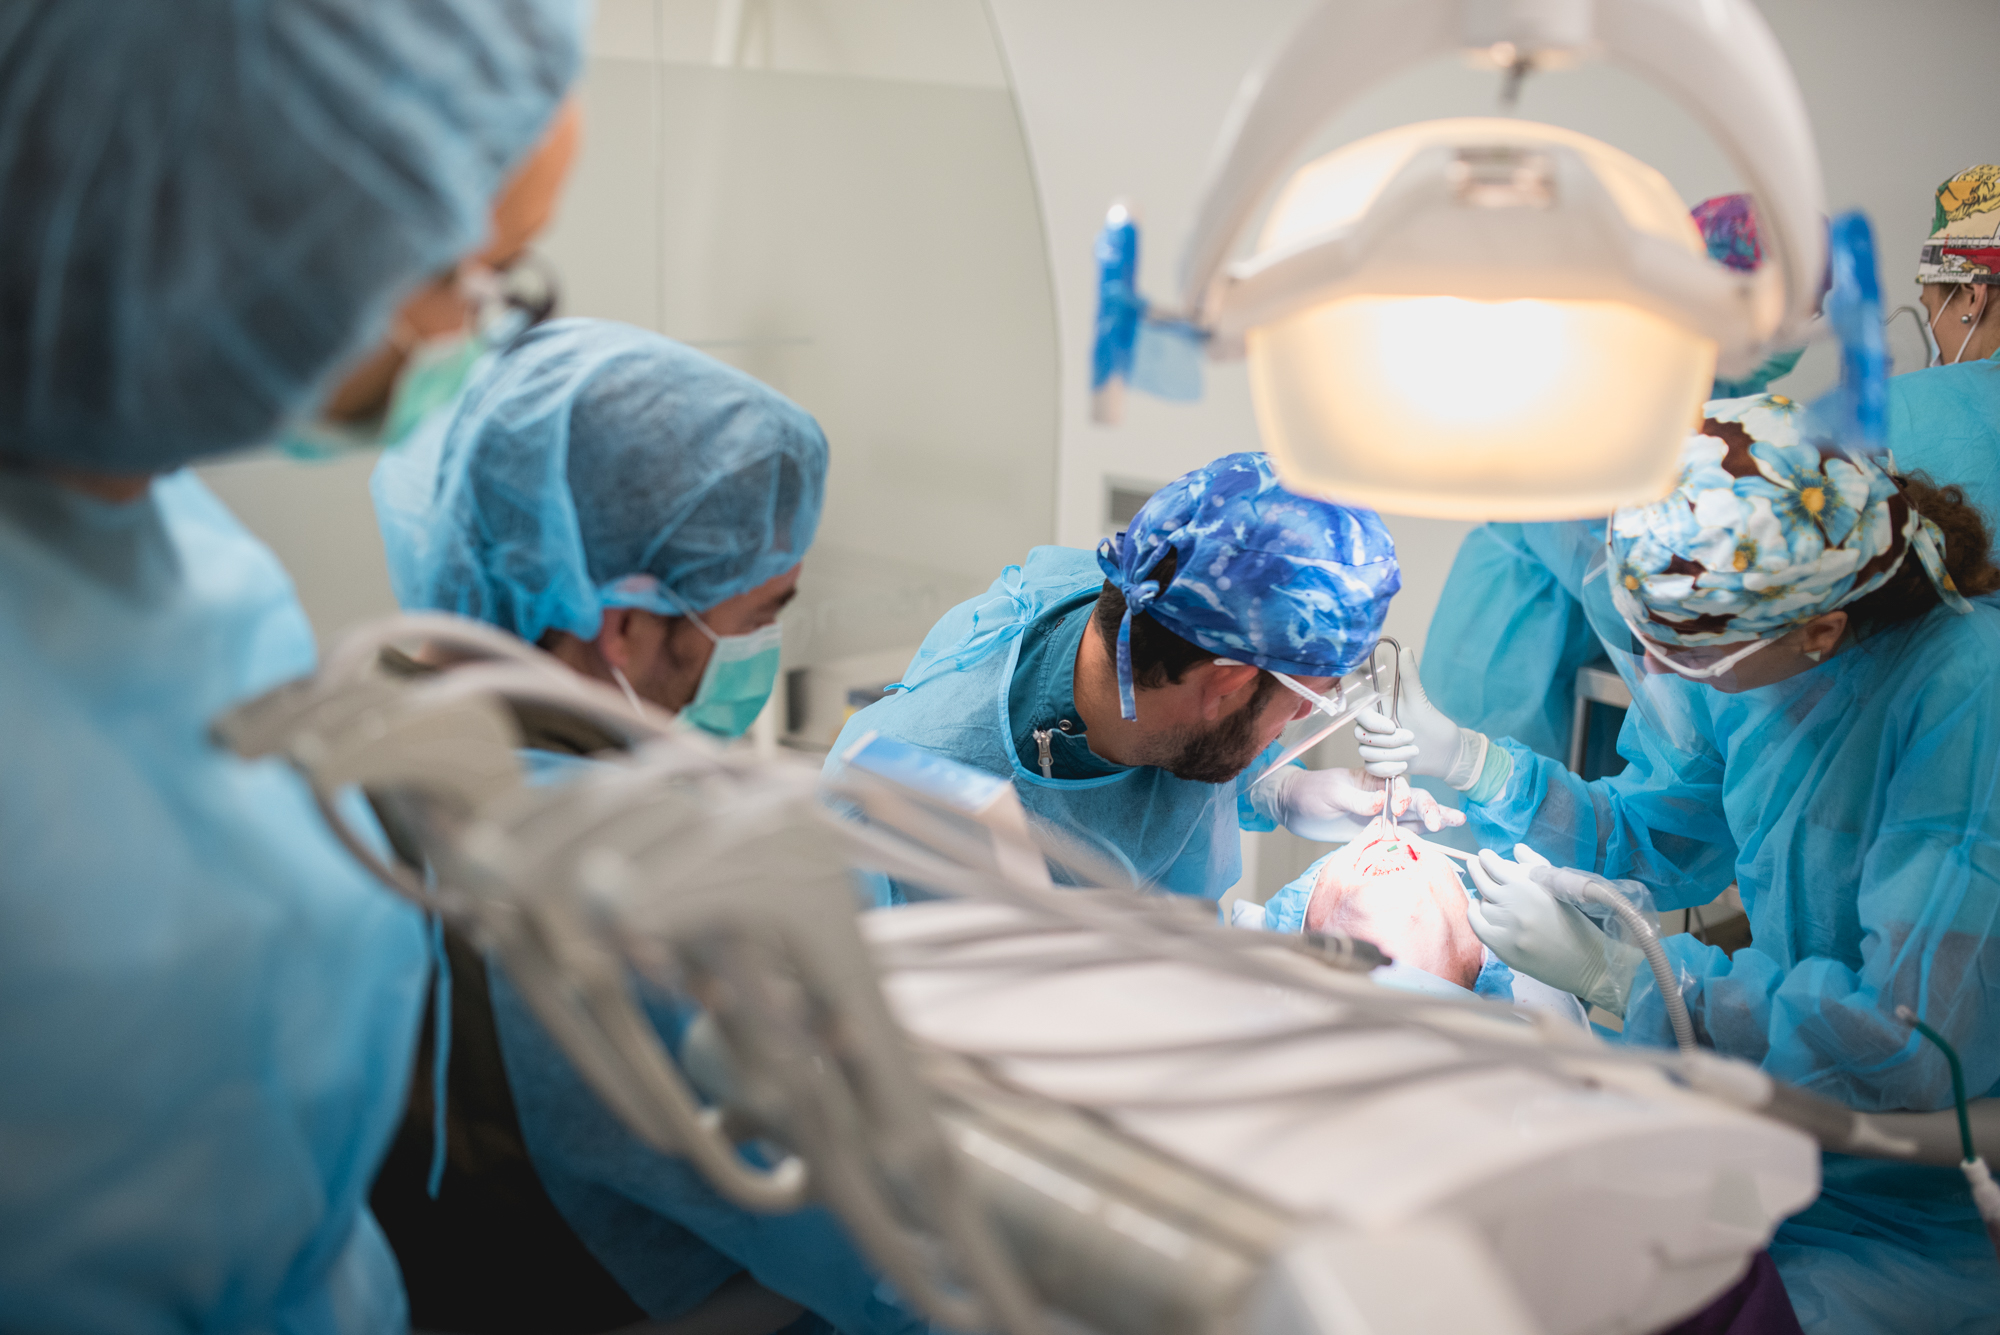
[1243,118,1717,520]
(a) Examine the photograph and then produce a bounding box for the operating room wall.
[981,0,2000,900]
[542,2,1061,749]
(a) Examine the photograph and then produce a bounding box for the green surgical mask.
[275,254,555,461]
[679,615,783,739]
[277,325,492,461]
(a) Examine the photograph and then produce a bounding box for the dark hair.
[1091,549,1214,688]
[1090,548,1286,723]
[1842,472,2000,637]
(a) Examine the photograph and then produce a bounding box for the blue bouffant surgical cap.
[1097,452,1400,719]
[373,318,829,645]
[0,0,583,472]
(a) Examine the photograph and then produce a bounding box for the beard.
[1156,674,1282,784]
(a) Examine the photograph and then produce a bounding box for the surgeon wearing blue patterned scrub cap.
[829,451,1455,907]
[1096,452,1399,719]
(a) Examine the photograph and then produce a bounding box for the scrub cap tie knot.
[1108,575,1164,720]
[1096,452,1400,720]
[1609,394,1971,647]
[1918,165,2000,286]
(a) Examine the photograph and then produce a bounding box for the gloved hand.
[1254,765,1465,841]
[1465,845,1640,1014]
[1352,646,1491,790]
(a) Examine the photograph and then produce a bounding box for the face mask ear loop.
[639,586,723,694]
[1954,296,1986,365]
[682,608,722,645]
[609,665,645,718]
[646,581,722,646]
[1930,291,1954,366]
[1931,286,1984,365]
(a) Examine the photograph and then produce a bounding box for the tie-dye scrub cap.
[1096,452,1400,719]
[1609,394,1971,646]
[1692,193,1762,273]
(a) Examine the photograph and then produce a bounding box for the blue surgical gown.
[1888,349,2000,528]
[1420,519,1611,762]
[1464,601,2000,1333]
[0,471,429,1333]
[826,545,1275,902]
[480,754,925,1331]
[487,968,927,1332]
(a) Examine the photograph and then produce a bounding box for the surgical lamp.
[1095,0,1827,520]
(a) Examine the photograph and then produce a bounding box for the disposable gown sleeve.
[1466,725,1737,911]
[1421,524,1604,762]
[1622,683,2000,1111]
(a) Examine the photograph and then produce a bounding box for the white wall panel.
[539,4,1059,743]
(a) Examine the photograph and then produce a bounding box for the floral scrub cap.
[1097,452,1400,719]
[1609,394,1971,647]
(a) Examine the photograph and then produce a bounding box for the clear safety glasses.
[1627,623,1776,680]
[1271,669,1348,720]
[1219,639,1402,778]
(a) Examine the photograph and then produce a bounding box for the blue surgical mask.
[679,614,783,739]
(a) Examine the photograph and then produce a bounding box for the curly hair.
[1842,472,2000,636]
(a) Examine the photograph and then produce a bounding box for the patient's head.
[1303,830,1485,989]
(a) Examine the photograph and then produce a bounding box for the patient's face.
[1303,830,1485,989]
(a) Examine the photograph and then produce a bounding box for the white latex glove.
[1465,845,1637,1013]
[1255,766,1465,841]
[1352,646,1490,789]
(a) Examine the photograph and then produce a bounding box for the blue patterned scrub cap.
[1609,394,1971,646]
[1096,452,1400,719]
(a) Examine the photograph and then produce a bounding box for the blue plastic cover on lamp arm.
[1090,207,1205,421]
[1810,210,1891,456]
